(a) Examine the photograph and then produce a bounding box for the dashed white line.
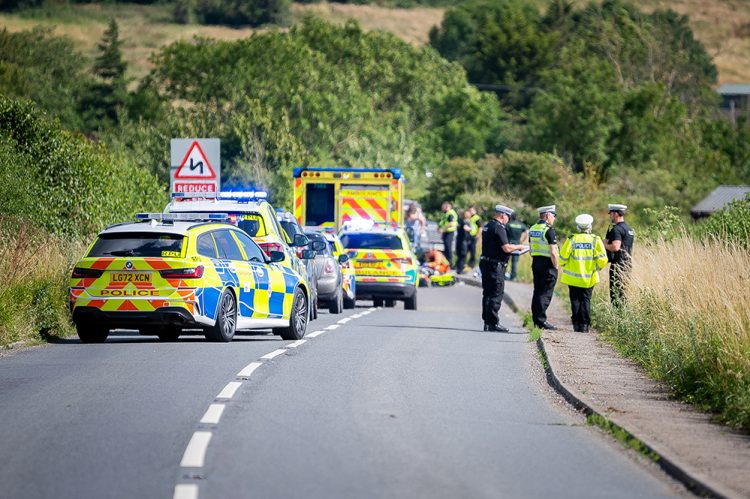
[260,349,287,360]
[306,330,325,338]
[200,404,225,425]
[325,324,340,330]
[337,318,351,324]
[216,381,242,400]
[173,483,199,499]
[350,313,363,319]
[286,339,306,348]
[237,361,262,378]
[180,431,212,468]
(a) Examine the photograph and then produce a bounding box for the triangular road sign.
[174,141,217,179]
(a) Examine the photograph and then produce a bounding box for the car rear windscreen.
[340,233,403,250]
[88,233,184,258]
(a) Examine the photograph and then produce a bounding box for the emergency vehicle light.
[136,213,230,222]
[219,191,268,200]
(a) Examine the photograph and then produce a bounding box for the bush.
[696,197,750,248]
[175,0,291,27]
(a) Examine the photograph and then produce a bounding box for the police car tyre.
[205,289,236,342]
[275,288,308,341]
[385,299,396,308]
[329,287,343,314]
[404,293,417,311]
[76,325,109,343]
[343,296,355,309]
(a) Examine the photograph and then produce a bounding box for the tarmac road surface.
[0,286,681,499]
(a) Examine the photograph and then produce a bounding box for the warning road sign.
[170,138,220,198]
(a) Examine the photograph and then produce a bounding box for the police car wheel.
[76,324,109,344]
[275,288,308,341]
[329,288,343,314]
[205,290,236,342]
[404,293,417,311]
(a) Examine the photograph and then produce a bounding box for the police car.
[340,222,418,310]
[69,213,312,343]
[165,193,318,320]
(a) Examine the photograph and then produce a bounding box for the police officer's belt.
[480,256,505,265]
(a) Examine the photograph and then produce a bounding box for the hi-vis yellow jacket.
[559,233,608,288]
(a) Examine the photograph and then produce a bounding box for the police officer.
[604,203,635,307]
[529,205,559,330]
[559,214,609,332]
[480,205,527,332]
[438,201,458,269]
[505,213,528,281]
[467,206,482,269]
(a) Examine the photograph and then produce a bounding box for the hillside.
[0,1,747,84]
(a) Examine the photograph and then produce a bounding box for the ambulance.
[292,168,405,230]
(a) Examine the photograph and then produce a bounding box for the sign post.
[170,138,220,198]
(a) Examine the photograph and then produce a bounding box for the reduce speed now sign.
[170,138,221,198]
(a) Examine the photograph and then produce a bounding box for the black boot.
[573,323,582,333]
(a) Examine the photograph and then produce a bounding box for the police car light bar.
[136,213,230,222]
[219,191,268,200]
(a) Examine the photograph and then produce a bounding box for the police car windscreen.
[88,233,184,258]
[340,233,403,250]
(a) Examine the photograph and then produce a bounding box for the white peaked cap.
[575,213,594,228]
[537,205,556,214]
[495,204,514,216]
[608,203,627,212]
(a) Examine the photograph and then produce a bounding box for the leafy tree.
[0,27,91,130]
[79,19,129,132]
[174,0,291,27]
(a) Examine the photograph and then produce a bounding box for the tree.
[79,19,129,132]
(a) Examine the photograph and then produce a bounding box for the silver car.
[305,231,348,314]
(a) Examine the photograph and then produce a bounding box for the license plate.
[355,260,387,269]
[110,272,152,283]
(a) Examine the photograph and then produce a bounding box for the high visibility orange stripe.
[144,259,172,270]
[365,198,387,220]
[295,195,302,209]
[343,198,370,219]
[117,300,139,311]
[91,258,115,270]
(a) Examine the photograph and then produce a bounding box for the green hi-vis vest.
[559,233,609,288]
[529,222,551,257]
[439,209,458,232]
[469,214,481,236]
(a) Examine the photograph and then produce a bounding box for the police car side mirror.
[269,251,285,263]
[311,240,326,252]
[301,249,316,260]
[338,254,349,264]
[293,234,309,247]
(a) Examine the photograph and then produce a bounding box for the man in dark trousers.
[480,204,527,332]
[529,205,559,330]
[505,213,528,281]
[604,203,635,306]
[438,201,458,269]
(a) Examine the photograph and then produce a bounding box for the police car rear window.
[88,233,184,258]
[340,233,403,250]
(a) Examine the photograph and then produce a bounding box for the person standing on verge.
[468,206,482,270]
[480,205,527,332]
[438,201,458,269]
[405,203,426,251]
[559,214,609,332]
[603,203,635,307]
[529,205,559,330]
[505,213,528,281]
[455,209,473,274]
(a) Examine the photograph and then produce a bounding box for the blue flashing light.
[219,190,268,201]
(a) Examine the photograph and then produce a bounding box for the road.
[0,285,681,499]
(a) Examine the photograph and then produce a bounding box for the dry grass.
[596,235,750,429]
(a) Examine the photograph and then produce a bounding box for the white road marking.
[260,349,286,360]
[337,318,351,324]
[237,361,262,378]
[200,404,225,425]
[173,484,199,499]
[286,339,306,348]
[325,324,340,330]
[216,381,242,400]
[180,431,212,467]
[350,313,363,319]
[306,330,325,338]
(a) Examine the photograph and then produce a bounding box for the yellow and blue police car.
[340,222,418,310]
[69,213,312,343]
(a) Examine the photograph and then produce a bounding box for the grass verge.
[586,413,660,462]
[0,219,82,347]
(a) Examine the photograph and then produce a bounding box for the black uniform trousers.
[610,263,628,307]
[480,259,506,326]
[568,285,593,327]
[455,235,468,274]
[442,231,455,268]
[531,257,557,326]
[467,237,477,268]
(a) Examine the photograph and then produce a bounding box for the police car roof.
[166,199,265,213]
[100,220,232,237]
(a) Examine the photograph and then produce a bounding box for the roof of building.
[691,185,750,218]
[717,84,750,95]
